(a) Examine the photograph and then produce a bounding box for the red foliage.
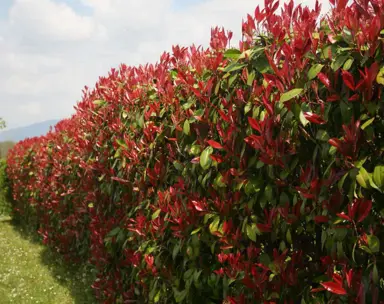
[6,0,384,303]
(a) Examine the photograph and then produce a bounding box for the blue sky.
[0,0,329,128]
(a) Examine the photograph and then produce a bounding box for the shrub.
[6,0,384,302]
[0,159,11,216]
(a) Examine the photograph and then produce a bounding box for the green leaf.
[184,269,194,281]
[299,111,309,127]
[223,63,246,73]
[244,102,252,115]
[376,67,384,85]
[338,172,349,190]
[182,99,195,110]
[189,145,201,156]
[172,243,180,260]
[173,161,183,171]
[340,101,353,124]
[280,88,304,103]
[307,64,324,80]
[246,224,258,242]
[259,253,271,267]
[354,157,367,169]
[247,70,256,86]
[321,230,327,250]
[316,130,329,141]
[343,58,354,71]
[137,114,144,128]
[191,227,201,235]
[361,117,375,130]
[264,184,273,201]
[223,49,242,59]
[204,213,215,224]
[107,227,120,237]
[331,54,349,71]
[367,235,380,253]
[253,55,270,73]
[173,289,188,303]
[356,167,371,189]
[244,177,263,195]
[154,291,161,303]
[286,229,292,244]
[360,245,372,254]
[213,173,226,188]
[183,120,190,135]
[209,216,220,234]
[335,228,348,241]
[373,264,379,284]
[93,99,107,106]
[200,146,213,170]
[152,209,161,220]
[373,165,384,189]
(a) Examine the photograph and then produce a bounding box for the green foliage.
[0,159,11,216]
[0,118,5,130]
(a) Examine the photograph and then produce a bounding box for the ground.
[0,216,96,304]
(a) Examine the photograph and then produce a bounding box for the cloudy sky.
[0,0,330,128]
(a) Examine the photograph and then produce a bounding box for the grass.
[0,216,96,304]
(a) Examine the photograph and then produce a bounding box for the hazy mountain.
[0,119,60,143]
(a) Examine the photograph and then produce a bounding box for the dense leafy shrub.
[7,0,384,302]
[0,159,11,216]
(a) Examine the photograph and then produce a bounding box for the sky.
[0,0,330,129]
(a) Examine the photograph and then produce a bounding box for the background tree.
[0,118,5,130]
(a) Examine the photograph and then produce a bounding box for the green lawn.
[0,216,96,304]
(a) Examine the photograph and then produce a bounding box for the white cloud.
[9,0,100,41]
[0,0,330,128]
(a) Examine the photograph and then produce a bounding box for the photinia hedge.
[6,0,384,302]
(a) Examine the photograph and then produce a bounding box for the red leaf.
[320,281,347,295]
[328,34,337,44]
[218,110,231,123]
[357,199,372,223]
[314,215,329,224]
[332,273,343,286]
[346,269,353,288]
[311,287,326,293]
[336,212,352,222]
[318,72,331,89]
[341,70,355,90]
[207,140,223,149]
[327,94,340,102]
[336,0,348,12]
[256,224,272,232]
[303,112,326,125]
[328,138,342,149]
[111,177,130,184]
[191,200,205,212]
[248,117,261,132]
[368,61,379,84]
[348,93,360,102]
[191,157,200,164]
[210,154,224,163]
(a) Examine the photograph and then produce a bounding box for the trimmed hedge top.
[7,0,384,302]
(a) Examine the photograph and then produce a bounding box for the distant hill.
[0,119,60,143]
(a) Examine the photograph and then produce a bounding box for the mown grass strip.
[0,217,95,304]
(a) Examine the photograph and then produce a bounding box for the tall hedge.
[6,0,384,302]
